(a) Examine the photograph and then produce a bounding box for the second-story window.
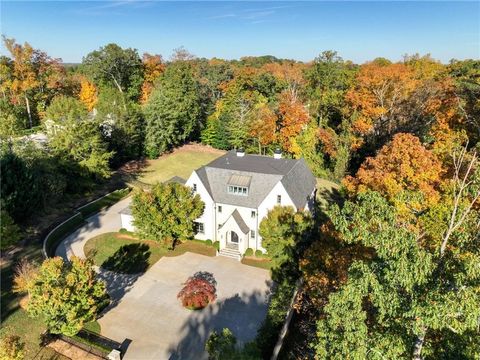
[193,184,197,192]
[218,205,222,213]
[251,211,255,218]
[277,195,281,204]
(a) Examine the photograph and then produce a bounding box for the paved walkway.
[55,197,272,360]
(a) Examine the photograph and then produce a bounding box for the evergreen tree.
[144,62,201,158]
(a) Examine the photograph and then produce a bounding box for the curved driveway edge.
[55,197,132,260]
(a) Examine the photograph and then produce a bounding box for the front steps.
[218,247,242,261]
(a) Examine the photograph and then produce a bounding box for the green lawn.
[84,233,168,273]
[136,144,225,185]
[316,178,342,209]
[166,239,217,258]
[84,233,217,273]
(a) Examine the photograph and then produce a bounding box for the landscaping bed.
[241,256,273,270]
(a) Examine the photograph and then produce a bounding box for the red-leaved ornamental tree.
[177,273,217,310]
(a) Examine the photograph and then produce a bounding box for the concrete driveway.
[55,197,272,359]
[56,197,132,260]
[98,252,272,360]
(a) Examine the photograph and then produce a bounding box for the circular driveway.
[55,197,272,359]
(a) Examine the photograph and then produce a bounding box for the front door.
[227,231,239,249]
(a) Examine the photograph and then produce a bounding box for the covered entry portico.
[218,209,250,255]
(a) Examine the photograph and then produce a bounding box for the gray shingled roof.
[231,209,250,234]
[195,151,315,209]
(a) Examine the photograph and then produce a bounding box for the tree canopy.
[131,182,205,248]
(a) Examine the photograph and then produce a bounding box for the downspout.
[256,206,259,250]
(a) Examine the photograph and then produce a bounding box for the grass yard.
[84,234,217,274]
[316,178,342,209]
[136,143,225,185]
[84,233,168,273]
[166,239,217,258]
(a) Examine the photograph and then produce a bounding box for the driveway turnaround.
[98,252,271,360]
[55,197,272,359]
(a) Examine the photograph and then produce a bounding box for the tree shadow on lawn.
[102,243,151,274]
[168,280,274,360]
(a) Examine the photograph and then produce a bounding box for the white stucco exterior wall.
[186,169,314,254]
[185,171,215,241]
[215,203,258,251]
[120,213,136,232]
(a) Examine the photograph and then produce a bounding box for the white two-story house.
[185,149,316,259]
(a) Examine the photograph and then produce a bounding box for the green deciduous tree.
[144,62,202,158]
[0,150,41,222]
[0,334,25,360]
[131,183,204,248]
[48,116,113,180]
[315,184,480,359]
[206,328,237,360]
[0,209,21,250]
[259,205,312,270]
[26,256,107,337]
[82,43,143,102]
[44,95,88,123]
[96,87,145,164]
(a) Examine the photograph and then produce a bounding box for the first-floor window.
[195,222,204,234]
[250,230,255,239]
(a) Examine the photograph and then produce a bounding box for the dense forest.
[1,37,479,359]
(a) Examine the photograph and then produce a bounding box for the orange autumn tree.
[262,61,307,100]
[423,78,468,158]
[79,79,97,111]
[249,102,277,154]
[140,53,165,103]
[345,62,418,147]
[344,133,444,218]
[277,91,310,156]
[3,37,39,128]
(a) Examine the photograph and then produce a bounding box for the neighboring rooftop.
[195,150,316,209]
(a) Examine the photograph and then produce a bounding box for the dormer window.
[227,174,251,197]
[228,185,248,196]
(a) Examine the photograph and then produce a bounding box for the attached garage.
[119,206,135,232]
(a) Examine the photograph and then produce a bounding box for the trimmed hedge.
[244,248,254,256]
[255,249,265,257]
[44,213,85,257]
[78,188,130,218]
[205,239,213,246]
[213,241,220,250]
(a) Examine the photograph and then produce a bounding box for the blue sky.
[1,1,479,63]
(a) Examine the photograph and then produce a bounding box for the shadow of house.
[168,282,273,360]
